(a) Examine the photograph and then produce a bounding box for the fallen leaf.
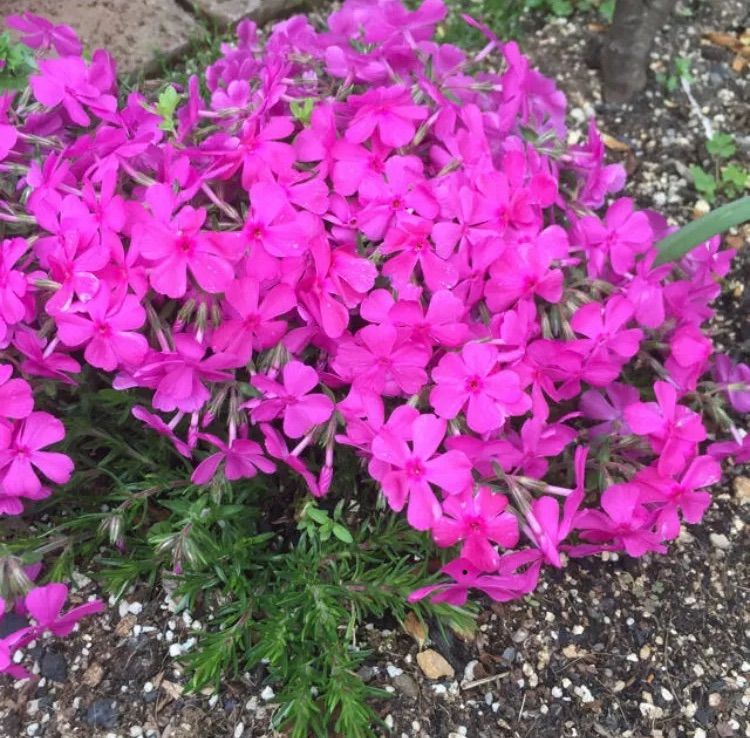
[416,649,455,680]
[733,476,750,504]
[449,621,476,643]
[601,133,630,152]
[402,612,428,647]
[703,31,741,50]
[114,614,136,637]
[160,679,184,700]
[82,662,104,688]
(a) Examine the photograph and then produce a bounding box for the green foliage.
[656,55,693,92]
[689,132,750,205]
[3,377,474,738]
[436,0,614,47]
[0,31,35,91]
[155,85,181,134]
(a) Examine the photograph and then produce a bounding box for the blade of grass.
[654,196,750,265]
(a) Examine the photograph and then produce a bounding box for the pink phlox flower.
[708,432,750,464]
[81,170,126,239]
[30,52,116,127]
[431,185,496,258]
[636,455,720,540]
[0,124,17,162]
[243,180,310,259]
[0,238,29,330]
[13,331,81,385]
[260,423,321,496]
[357,155,438,240]
[567,120,626,208]
[580,382,640,437]
[294,102,338,176]
[388,290,468,347]
[571,296,642,359]
[573,483,667,557]
[679,235,734,281]
[55,286,148,371]
[45,231,109,313]
[430,342,528,433]
[524,446,588,567]
[131,406,191,458]
[491,416,577,478]
[488,298,539,363]
[330,136,391,197]
[297,238,376,338]
[7,13,82,55]
[408,550,541,605]
[475,168,538,234]
[381,214,458,291]
[0,364,34,419]
[622,253,671,328]
[140,334,242,413]
[485,241,564,312]
[578,198,652,276]
[663,280,717,325]
[713,355,750,413]
[432,486,519,571]
[249,361,334,439]
[134,204,237,298]
[624,381,706,476]
[516,339,582,410]
[335,388,386,454]
[370,413,472,530]
[665,324,713,392]
[332,324,431,396]
[212,277,296,360]
[24,583,103,638]
[191,432,276,484]
[0,412,73,499]
[345,85,428,149]
[277,169,330,216]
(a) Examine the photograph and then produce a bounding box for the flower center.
[465,375,483,393]
[405,458,426,479]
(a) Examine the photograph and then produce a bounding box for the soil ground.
[1,2,748,737]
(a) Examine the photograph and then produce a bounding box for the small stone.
[708,692,721,707]
[640,645,652,660]
[82,663,104,688]
[260,686,275,701]
[85,699,118,729]
[710,533,730,550]
[416,649,454,680]
[384,714,394,730]
[128,602,143,615]
[356,665,375,683]
[168,644,182,658]
[26,723,39,736]
[694,729,707,738]
[393,674,419,700]
[143,682,154,694]
[129,728,144,738]
[40,650,68,683]
[386,664,403,678]
[501,646,516,663]
[574,685,595,704]
[511,628,528,643]
[233,722,245,738]
[551,686,563,698]
[114,614,136,637]
[733,477,750,504]
[660,687,674,702]
[463,660,478,683]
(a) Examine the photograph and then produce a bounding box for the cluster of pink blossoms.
[1,0,748,671]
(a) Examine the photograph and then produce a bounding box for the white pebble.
[26,724,39,736]
[129,728,144,738]
[128,602,143,615]
[168,644,182,658]
[233,723,245,738]
[574,685,595,704]
[384,715,394,730]
[710,533,730,550]
[660,687,673,702]
[386,664,403,678]
[143,682,154,693]
[260,686,275,701]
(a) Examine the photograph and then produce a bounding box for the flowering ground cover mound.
[0,1,748,735]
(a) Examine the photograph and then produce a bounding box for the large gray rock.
[185,0,305,27]
[0,0,202,76]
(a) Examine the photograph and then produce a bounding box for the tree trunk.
[601,0,677,103]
